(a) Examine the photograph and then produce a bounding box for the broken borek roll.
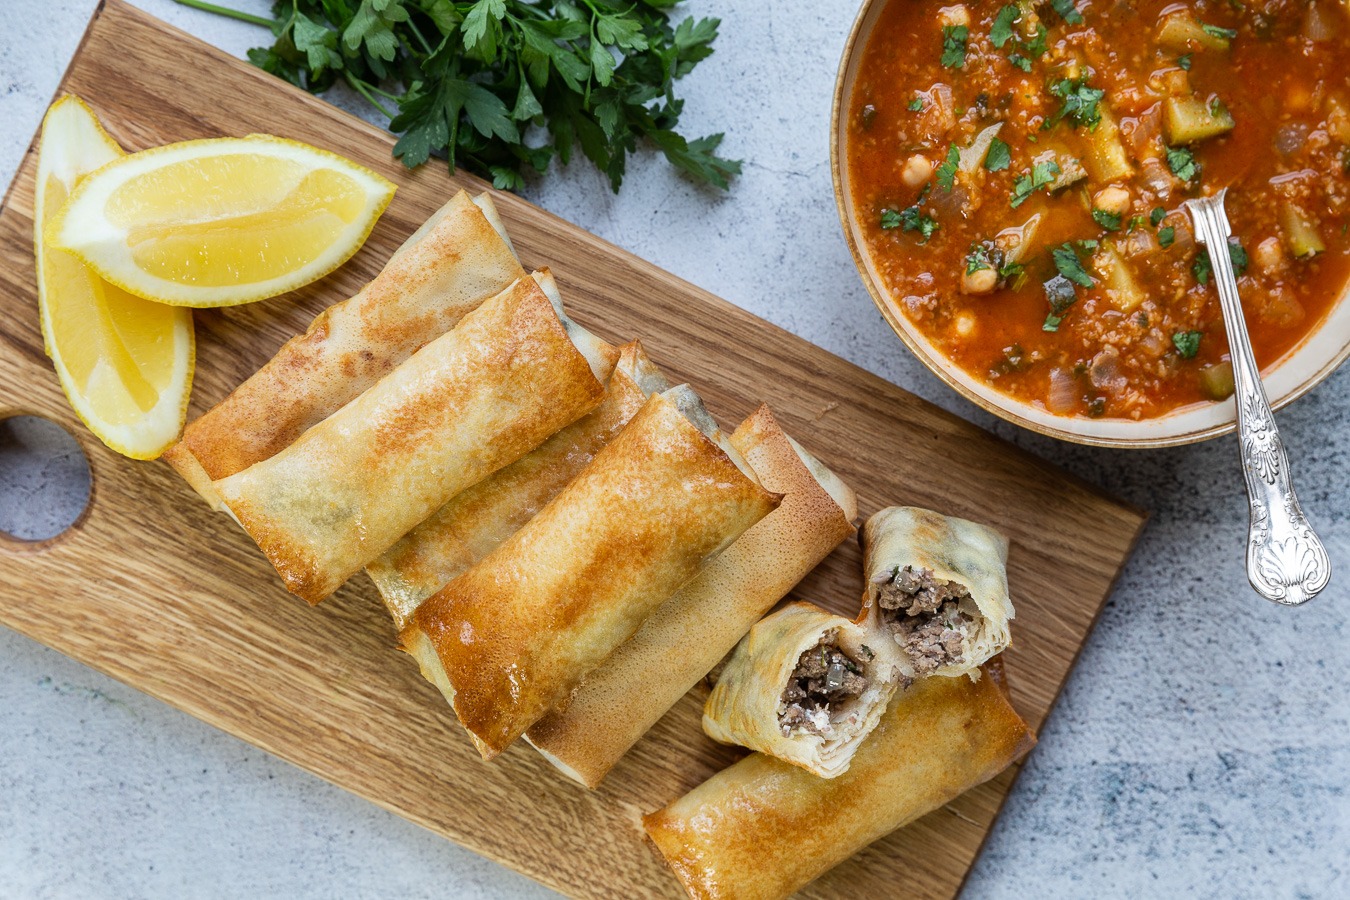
[702,602,902,778]
[860,506,1013,679]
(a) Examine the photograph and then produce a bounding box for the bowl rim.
[829,0,1350,450]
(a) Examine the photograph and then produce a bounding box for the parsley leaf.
[966,244,994,274]
[941,25,970,68]
[1010,159,1060,207]
[1173,331,1203,358]
[991,5,1019,47]
[985,137,1012,171]
[936,145,961,192]
[909,96,926,111]
[1151,207,1167,227]
[1051,0,1084,25]
[1052,243,1095,287]
[1193,238,1247,283]
[880,205,939,242]
[1158,226,1176,247]
[1166,145,1200,182]
[196,0,739,193]
[1046,77,1105,130]
[1093,209,1123,231]
[1007,25,1048,72]
[1201,23,1238,40]
[1177,53,1192,70]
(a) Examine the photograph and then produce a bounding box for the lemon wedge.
[45,134,396,308]
[35,95,195,460]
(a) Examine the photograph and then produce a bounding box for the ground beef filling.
[876,566,974,675]
[779,642,870,737]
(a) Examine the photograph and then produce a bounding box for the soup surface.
[848,0,1350,420]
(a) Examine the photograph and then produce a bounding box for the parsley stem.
[404,16,435,56]
[170,0,273,28]
[344,75,396,119]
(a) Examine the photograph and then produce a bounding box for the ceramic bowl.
[830,0,1350,448]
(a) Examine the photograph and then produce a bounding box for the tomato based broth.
[847,0,1350,421]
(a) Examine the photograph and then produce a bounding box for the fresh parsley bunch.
[179,0,740,192]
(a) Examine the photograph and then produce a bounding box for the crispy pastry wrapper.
[214,271,616,604]
[526,405,857,788]
[701,602,902,779]
[402,387,781,759]
[165,191,523,508]
[643,661,1035,900]
[860,506,1013,679]
[367,340,670,630]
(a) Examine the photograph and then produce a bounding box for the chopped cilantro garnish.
[1043,314,1064,332]
[1046,78,1105,130]
[1128,215,1145,232]
[909,96,925,111]
[1007,24,1047,71]
[1051,0,1084,25]
[1193,239,1247,283]
[935,144,961,192]
[1052,243,1095,287]
[991,5,1019,48]
[1177,53,1192,70]
[1158,226,1176,247]
[941,25,969,68]
[966,244,994,274]
[1151,207,1167,227]
[984,137,1012,172]
[880,205,939,242]
[1173,331,1203,359]
[1201,22,1238,40]
[1166,146,1199,181]
[1010,159,1060,207]
[1077,238,1100,252]
[1093,209,1123,231]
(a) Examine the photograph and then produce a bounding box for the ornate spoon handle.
[1184,190,1330,605]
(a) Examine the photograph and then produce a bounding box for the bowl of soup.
[832,0,1350,447]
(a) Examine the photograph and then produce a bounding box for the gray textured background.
[2,1,1347,897]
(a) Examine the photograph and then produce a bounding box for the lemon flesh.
[46,135,396,307]
[34,95,194,459]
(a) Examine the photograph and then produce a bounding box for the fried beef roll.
[526,406,857,787]
[861,507,1014,679]
[165,191,523,508]
[643,662,1035,900]
[401,386,780,759]
[366,340,670,630]
[214,271,616,603]
[701,602,901,779]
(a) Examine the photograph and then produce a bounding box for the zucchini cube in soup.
[1164,96,1235,145]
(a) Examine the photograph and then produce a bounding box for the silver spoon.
[1184,189,1330,605]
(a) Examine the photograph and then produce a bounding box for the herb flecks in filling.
[875,566,975,675]
[779,642,870,737]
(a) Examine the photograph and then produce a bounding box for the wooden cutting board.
[0,3,1146,897]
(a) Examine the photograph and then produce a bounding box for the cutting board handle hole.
[0,414,92,545]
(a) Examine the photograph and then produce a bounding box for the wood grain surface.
[0,3,1146,898]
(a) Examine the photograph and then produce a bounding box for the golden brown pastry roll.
[860,506,1014,679]
[213,271,616,604]
[643,663,1035,900]
[402,386,780,759]
[525,405,857,788]
[701,602,902,779]
[366,340,670,630]
[165,191,523,508]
